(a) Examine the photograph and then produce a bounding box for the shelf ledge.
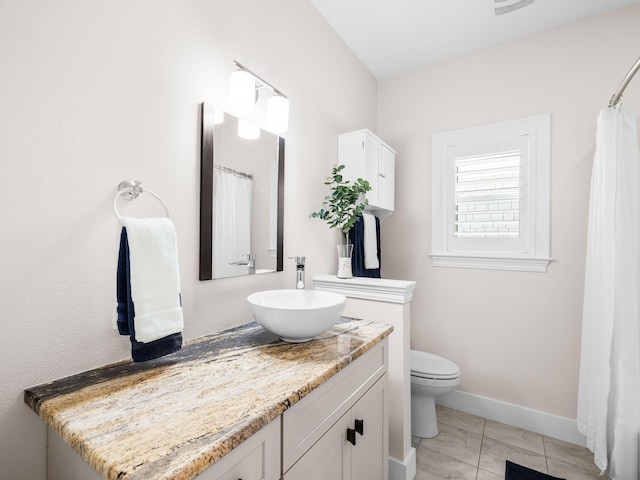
[313,275,416,304]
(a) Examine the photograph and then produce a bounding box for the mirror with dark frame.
[199,102,284,280]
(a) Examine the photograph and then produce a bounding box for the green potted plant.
[310,164,371,278]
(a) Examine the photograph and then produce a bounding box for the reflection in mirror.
[200,103,284,280]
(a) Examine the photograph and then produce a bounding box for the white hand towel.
[363,213,380,269]
[121,217,184,343]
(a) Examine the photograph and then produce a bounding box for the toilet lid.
[410,350,460,379]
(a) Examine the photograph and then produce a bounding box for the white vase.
[336,244,354,279]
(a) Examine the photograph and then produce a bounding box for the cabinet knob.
[355,419,364,436]
[379,173,386,178]
[346,428,357,446]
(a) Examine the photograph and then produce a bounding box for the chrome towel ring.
[112,180,170,224]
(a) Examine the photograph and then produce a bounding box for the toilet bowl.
[410,349,460,438]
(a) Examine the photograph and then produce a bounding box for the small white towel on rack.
[121,217,184,343]
[363,212,379,270]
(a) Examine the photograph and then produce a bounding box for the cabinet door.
[364,131,382,207]
[338,131,367,185]
[350,373,388,480]
[363,132,394,212]
[285,373,388,480]
[284,413,351,480]
[281,341,387,471]
[378,145,395,212]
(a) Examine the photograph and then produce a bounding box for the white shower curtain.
[213,169,253,278]
[578,107,640,479]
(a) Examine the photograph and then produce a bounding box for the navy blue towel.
[349,215,381,278]
[117,227,182,362]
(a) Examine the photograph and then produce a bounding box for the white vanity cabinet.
[282,340,389,480]
[34,324,390,480]
[338,129,396,218]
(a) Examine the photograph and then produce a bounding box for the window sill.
[429,254,552,272]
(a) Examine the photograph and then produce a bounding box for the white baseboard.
[389,447,416,480]
[436,390,587,447]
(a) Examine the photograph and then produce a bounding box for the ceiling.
[309,0,640,79]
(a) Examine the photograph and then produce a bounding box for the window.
[431,114,551,272]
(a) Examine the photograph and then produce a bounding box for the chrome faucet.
[229,254,256,274]
[290,256,306,289]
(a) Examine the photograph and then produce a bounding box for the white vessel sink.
[247,289,347,343]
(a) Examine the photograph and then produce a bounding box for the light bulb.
[266,95,289,133]
[229,70,255,114]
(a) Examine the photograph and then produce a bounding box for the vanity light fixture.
[229,60,289,133]
[229,69,256,114]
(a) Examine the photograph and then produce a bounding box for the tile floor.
[412,406,605,480]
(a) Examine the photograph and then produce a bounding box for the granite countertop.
[25,318,393,480]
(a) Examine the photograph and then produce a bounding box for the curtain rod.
[214,164,253,180]
[609,56,640,108]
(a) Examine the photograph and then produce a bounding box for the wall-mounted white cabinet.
[338,129,396,220]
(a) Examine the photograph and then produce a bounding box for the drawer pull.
[346,428,357,446]
[355,419,364,436]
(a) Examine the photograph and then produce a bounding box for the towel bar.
[112,180,170,224]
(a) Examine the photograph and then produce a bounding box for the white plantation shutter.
[454,151,520,238]
[431,114,551,272]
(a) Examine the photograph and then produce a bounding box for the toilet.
[410,349,460,438]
